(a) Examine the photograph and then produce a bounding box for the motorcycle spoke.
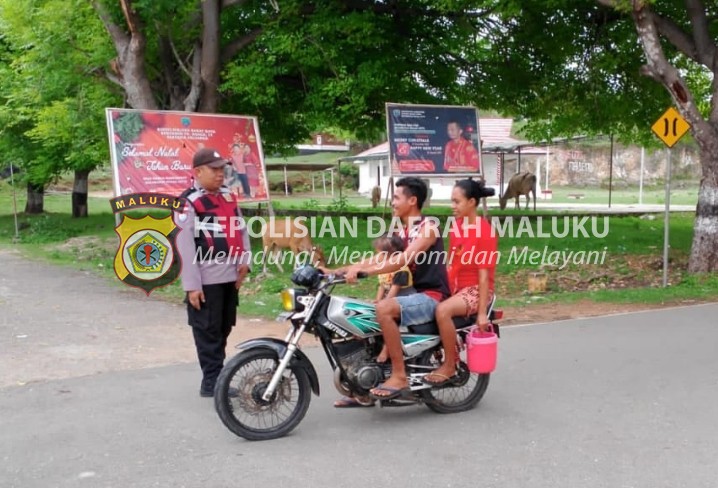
[422,350,481,407]
[226,357,301,431]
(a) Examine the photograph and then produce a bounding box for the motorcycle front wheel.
[214,348,311,441]
[418,348,490,414]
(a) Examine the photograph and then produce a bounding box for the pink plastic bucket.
[466,326,498,373]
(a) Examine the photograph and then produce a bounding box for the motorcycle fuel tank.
[326,296,382,338]
[325,296,441,357]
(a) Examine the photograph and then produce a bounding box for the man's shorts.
[396,292,439,326]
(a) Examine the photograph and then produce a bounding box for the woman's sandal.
[422,371,459,387]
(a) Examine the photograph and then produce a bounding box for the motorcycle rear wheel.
[214,348,311,441]
[418,349,490,414]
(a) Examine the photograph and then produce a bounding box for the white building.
[346,118,539,200]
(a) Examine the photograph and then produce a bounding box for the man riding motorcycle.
[326,177,449,400]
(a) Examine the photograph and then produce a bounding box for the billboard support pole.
[500,153,505,198]
[338,160,342,200]
[283,165,289,196]
[480,173,489,219]
[382,177,394,220]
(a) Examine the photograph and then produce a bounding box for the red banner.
[105,109,270,202]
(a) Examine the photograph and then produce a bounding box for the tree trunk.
[122,39,157,109]
[199,0,221,113]
[25,183,44,214]
[92,0,157,110]
[158,35,186,110]
[72,169,90,218]
[688,144,718,272]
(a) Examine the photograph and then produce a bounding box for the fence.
[493,136,701,206]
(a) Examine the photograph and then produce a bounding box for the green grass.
[546,184,698,206]
[263,184,699,209]
[0,186,714,320]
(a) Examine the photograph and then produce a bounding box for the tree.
[465,1,717,273]
[0,0,120,216]
[468,1,672,143]
[90,1,496,144]
[0,32,51,214]
[593,1,718,272]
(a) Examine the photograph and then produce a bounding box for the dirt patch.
[50,236,118,261]
[496,251,689,298]
[498,297,708,326]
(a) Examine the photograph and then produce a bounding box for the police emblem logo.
[110,193,186,295]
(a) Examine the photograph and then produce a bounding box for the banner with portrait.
[105,109,270,202]
[386,103,482,176]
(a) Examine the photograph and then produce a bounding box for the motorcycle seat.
[405,295,500,336]
[406,315,475,335]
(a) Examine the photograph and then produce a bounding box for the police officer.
[175,147,252,397]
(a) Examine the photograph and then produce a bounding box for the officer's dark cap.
[193,148,229,168]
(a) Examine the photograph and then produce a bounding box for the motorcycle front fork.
[261,323,306,402]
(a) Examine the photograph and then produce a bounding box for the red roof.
[354,141,389,158]
[478,118,513,145]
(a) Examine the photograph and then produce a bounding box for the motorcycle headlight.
[280,288,307,312]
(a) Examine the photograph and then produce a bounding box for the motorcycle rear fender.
[235,337,320,396]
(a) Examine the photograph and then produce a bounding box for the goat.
[500,171,537,211]
[370,186,381,208]
[260,217,326,275]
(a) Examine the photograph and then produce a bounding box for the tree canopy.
[2,0,718,270]
[0,0,120,212]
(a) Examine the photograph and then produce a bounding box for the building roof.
[344,142,390,161]
[479,118,513,145]
[263,150,346,171]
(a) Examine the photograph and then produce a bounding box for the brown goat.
[260,217,326,275]
[370,186,381,208]
[500,171,537,211]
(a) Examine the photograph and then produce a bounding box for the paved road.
[0,249,294,388]
[3,301,718,487]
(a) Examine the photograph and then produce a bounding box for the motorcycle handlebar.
[321,271,369,285]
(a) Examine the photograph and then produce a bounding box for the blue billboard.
[386,103,482,176]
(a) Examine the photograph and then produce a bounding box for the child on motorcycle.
[374,234,415,302]
[334,234,415,408]
[327,177,450,401]
[423,178,498,386]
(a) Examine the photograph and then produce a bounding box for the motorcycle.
[214,265,502,441]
